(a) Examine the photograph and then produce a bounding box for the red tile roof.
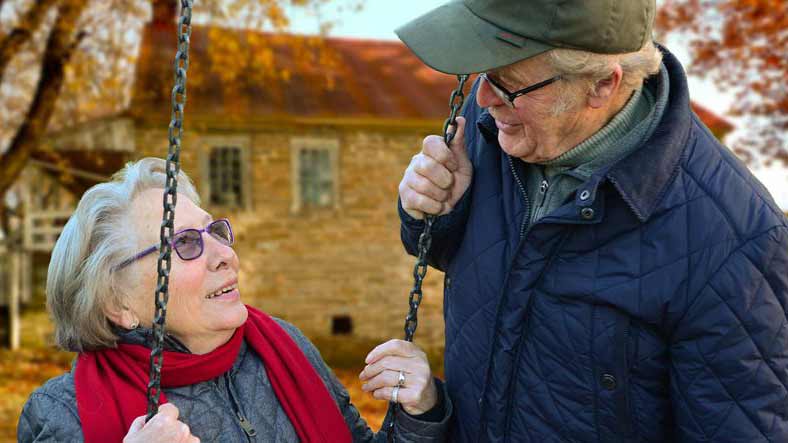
[691,102,734,135]
[130,25,468,124]
[129,22,733,135]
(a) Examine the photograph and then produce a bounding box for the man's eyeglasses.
[480,72,562,108]
[114,219,234,271]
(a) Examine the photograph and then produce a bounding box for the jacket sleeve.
[275,319,452,443]
[328,369,452,443]
[669,226,788,442]
[398,189,472,273]
[18,389,83,443]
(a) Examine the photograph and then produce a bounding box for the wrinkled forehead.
[129,188,210,244]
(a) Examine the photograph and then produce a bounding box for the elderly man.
[396,0,788,441]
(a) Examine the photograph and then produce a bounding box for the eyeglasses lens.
[494,88,514,108]
[173,230,203,260]
[208,220,233,246]
[482,74,514,108]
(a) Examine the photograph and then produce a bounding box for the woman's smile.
[205,287,241,301]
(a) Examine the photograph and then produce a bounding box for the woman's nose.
[204,234,237,270]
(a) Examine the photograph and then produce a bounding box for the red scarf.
[75,305,351,443]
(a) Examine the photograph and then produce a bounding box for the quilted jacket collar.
[477,45,692,223]
[605,46,691,222]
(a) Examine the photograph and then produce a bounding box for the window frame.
[290,137,340,213]
[201,135,252,210]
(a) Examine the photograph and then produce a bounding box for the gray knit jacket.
[17,319,451,442]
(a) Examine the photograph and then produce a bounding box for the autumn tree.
[657,0,788,165]
[0,0,355,205]
[0,0,91,199]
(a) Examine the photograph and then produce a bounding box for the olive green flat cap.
[396,0,656,75]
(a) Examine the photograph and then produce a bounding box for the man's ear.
[588,64,624,109]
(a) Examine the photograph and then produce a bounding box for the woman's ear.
[105,304,139,330]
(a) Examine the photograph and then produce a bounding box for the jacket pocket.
[594,306,636,442]
[443,273,452,321]
[613,314,635,440]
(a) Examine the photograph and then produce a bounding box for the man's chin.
[498,135,536,162]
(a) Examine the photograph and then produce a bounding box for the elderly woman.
[18,158,450,443]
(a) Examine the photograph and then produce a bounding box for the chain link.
[388,74,469,441]
[146,0,193,421]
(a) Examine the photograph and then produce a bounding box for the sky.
[285,1,788,209]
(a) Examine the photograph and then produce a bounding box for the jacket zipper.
[508,156,531,239]
[536,179,550,221]
[502,230,573,442]
[477,156,533,440]
[224,373,257,440]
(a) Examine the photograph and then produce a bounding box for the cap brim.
[395,1,554,75]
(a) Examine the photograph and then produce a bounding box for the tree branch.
[0,0,60,82]
[0,0,89,196]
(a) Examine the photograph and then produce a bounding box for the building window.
[208,146,244,207]
[331,315,353,335]
[299,149,333,207]
[291,138,339,213]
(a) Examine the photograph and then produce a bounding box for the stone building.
[2,2,734,352]
[5,3,469,351]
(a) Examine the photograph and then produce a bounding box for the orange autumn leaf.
[657,0,788,165]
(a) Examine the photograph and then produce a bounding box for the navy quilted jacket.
[399,47,788,442]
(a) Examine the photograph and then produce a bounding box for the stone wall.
[135,121,448,353]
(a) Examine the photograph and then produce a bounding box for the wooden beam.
[21,251,32,304]
[9,251,20,350]
[30,159,110,182]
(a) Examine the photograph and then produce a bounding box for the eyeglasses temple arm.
[114,245,159,271]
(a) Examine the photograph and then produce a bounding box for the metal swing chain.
[146,0,194,421]
[403,74,469,342]
[387,73,469,441]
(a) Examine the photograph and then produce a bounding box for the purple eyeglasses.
[114,219,234,271]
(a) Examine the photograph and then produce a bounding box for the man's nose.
[476,77,505,108]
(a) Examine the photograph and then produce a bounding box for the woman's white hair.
[47,157,199,352]
[546,40,663,114]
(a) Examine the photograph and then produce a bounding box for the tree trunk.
[0,0,59,82]
[0,0,89,197]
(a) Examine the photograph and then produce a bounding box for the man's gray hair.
[47,157,199,352]
[547,40,663,114]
